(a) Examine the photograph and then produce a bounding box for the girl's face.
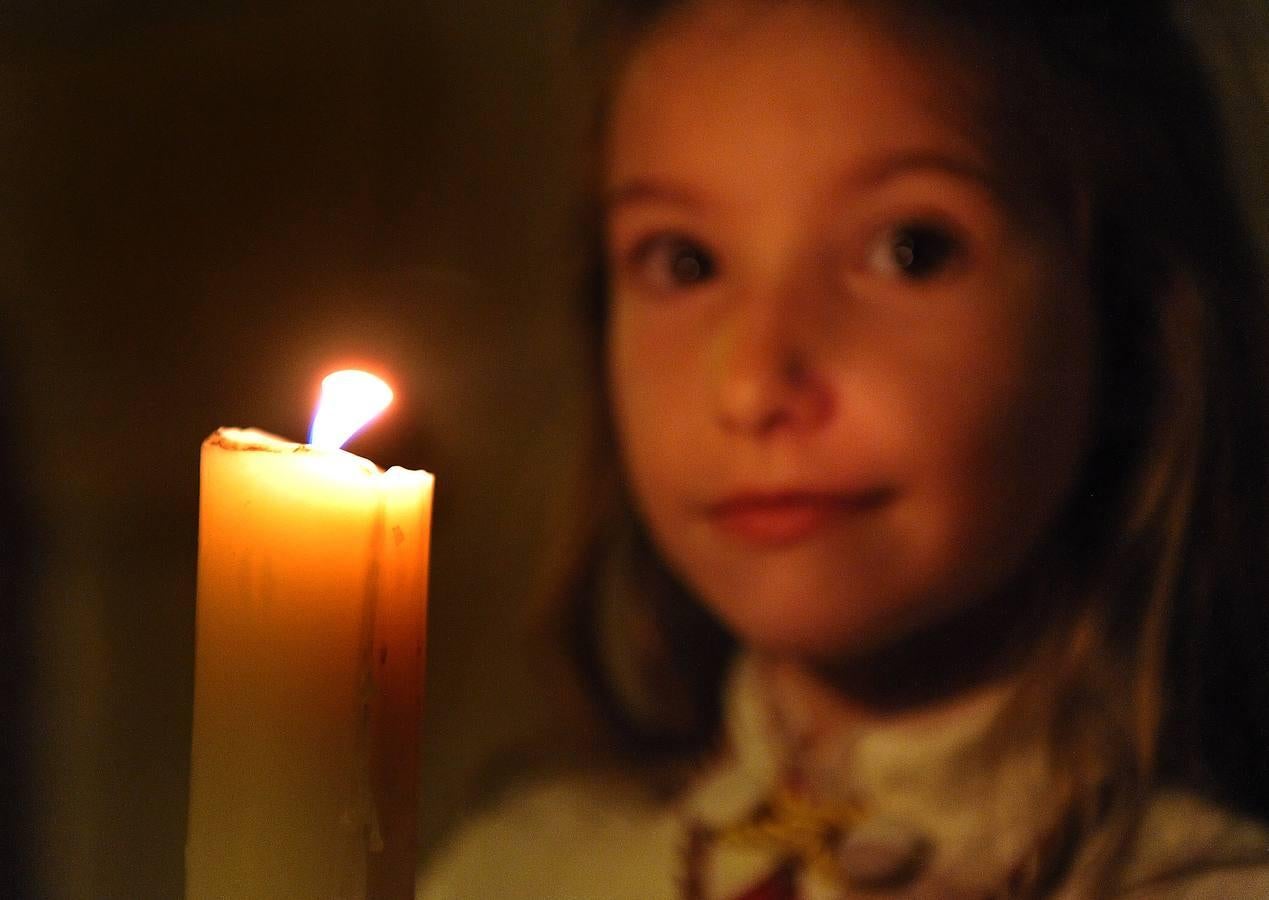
[604,0,1096,661]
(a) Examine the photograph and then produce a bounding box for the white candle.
[186,374,432,900]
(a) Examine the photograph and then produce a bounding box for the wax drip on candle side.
[309,370,394,450]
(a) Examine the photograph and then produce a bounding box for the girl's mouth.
[707,489,892,546]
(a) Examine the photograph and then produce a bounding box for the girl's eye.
[867,222,962,281]
[627,235,717,292]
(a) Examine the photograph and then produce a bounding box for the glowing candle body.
[187,428,432,900]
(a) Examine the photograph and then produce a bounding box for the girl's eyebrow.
[844,150,999,195]
[604,152,998,215]
[603,180,707,214]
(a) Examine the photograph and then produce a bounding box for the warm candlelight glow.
[309,370,394,450]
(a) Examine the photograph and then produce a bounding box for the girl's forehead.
[606,0,989,190]
[619,0,968,83]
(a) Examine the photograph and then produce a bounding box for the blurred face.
[604,0,1096,661]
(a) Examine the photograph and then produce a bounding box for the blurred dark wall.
[2,2,589,897]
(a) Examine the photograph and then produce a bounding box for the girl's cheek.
[608,301,697,437]
[611,292,711,381]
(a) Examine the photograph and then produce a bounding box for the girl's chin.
[700,580,980,665]
[711,605,912,662]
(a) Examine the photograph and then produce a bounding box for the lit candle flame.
[309,370,394,450]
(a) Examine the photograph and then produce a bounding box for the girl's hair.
[543,0,1269,893]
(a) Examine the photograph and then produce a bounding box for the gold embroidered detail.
[715,786,866,885]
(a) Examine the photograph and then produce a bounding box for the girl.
[420,1,1269,897]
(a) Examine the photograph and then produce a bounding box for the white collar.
[681,653,1052,896]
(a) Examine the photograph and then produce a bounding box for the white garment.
[418,656,1269,899]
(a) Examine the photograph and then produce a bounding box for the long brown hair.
[541,0,1269,893]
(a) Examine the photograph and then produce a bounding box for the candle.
[186,372,433,900]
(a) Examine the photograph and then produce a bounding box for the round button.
[835,818,930,889]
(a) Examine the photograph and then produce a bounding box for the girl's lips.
[707,490,891,546]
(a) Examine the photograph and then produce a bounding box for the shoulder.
[416,771,684,900]
[1112,791,1269,899]
[1118,864,1269,899]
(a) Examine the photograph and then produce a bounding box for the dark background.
[2,2,590,897]
[1,2,1265,898]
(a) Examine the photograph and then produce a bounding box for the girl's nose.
[712,298,834,438]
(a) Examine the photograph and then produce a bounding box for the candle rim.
[203,428,434,483]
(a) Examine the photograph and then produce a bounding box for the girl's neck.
[761,581,1042,741]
